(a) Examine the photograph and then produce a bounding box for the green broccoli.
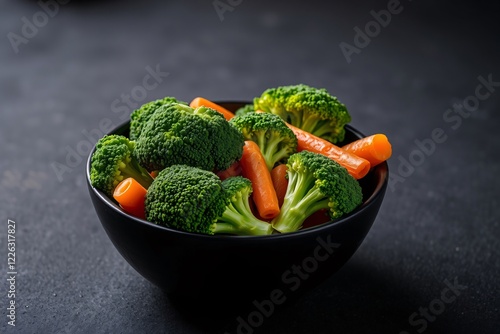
[145,166,272,236]
[230,112,297,171]
[253,84,351,143]
[235,103,255,116]
[129,97,187,140]
[217,176,273,235]
[90,135,154,197]
[271,151,363,233]
[134,103,244,172]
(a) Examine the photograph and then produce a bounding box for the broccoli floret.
[202,107,246,173]
[271,151,363,233]
[90,135,153,197]
[230,112,297,171]
[235,103,255,116]
[216,176,273,235]
[253,85,310,120]
[146,165,226,234]
[254,84,351,143]
[134,103,244,172]
[129,97,187,140]
[145,166,272,236]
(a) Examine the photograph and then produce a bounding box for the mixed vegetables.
[90,84,392,235]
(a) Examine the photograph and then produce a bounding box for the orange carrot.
[248,196,264,221]
[240,141,280,219]
[287,123,371,179]
[342,134,392,167]
[149,170,159,178]
[271,164,288,207]
[254,110,370,179]
[113,177,147,219]
[216,161,242,181]
[189,97,235,121]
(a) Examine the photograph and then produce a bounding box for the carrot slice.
[189,97,235,121]
[342,134,392,167]
[113,177,147,219]
[240,141,280,219]
[287,123,371,179]
[271,164,288,207]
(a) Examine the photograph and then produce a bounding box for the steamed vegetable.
[342,134,392,167]
[90,135,153,197]
[218,176,273,235]
[272,151,363,233]
[254,84,351,143]
[270,164,288,208]
[230,112,297,171]
[113,177,147,219]
[240,141,280,220]
[287,122,371,180]
[145,165,272,235]
[134,103,244,172]
[189,97,236,121]
[130,97,186,140]
[89,85,390,236]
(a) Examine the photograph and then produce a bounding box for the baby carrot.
[271,164,288,208]
[113,177,147,219]
[189,97,235,121]
[342,134,392,167]
[240,141,280,220]
[286,123,371,180]
[254,110,370,179]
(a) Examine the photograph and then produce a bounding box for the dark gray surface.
[1,1,499,333]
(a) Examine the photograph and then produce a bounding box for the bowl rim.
[86,101,389,241]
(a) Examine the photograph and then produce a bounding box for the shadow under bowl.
[86,101,389,320]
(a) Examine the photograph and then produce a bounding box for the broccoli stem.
[176,103,196,114]
[292,114,341,143]
[288,110,305,129]
[256,132,286,171]
[119,158,154,190]
[272,172,330,233]
[307,119,343,143]
[303,117,328,136]
[271,145,293,167]
[215,194,273,236]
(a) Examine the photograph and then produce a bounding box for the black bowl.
[86,102,388,320]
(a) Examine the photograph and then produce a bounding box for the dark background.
[1,0,499,333]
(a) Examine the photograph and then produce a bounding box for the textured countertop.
[1,1,499,333]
